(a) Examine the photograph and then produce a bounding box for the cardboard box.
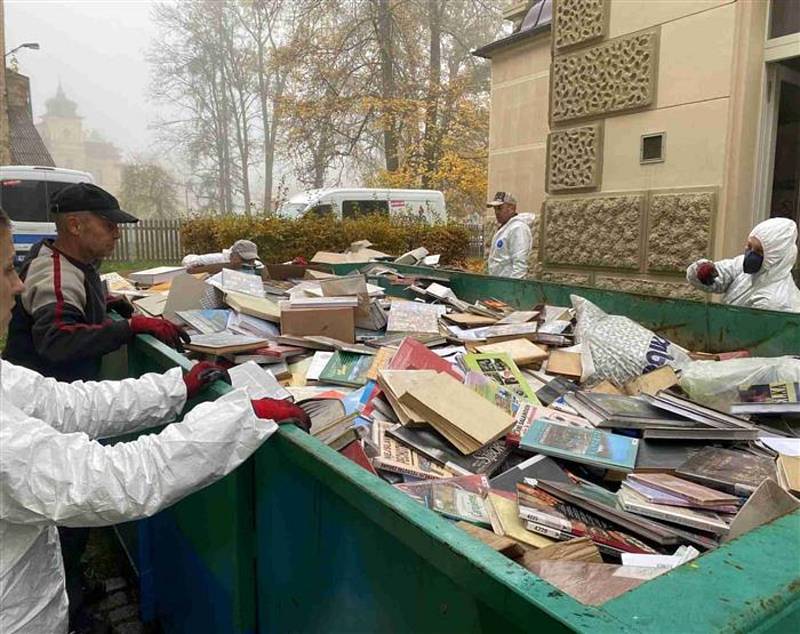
[280,306,356,343]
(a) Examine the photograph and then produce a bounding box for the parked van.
[0,166,94,264]
[278,188,446,223]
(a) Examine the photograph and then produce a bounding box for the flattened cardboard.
[280,306,356,343]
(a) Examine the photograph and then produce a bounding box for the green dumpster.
[117,268,800,633]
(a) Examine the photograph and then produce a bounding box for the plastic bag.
[571,295,690,385]
[679,357,800,410]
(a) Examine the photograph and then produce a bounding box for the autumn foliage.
[181,214,472,265]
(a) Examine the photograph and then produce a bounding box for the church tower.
[36,83,86,170]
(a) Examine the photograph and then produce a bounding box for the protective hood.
[749,217,798,282]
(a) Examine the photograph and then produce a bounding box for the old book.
[386,301,441,335]
[101,271,137,293]
[624,366,679,397]
[507,403,592,447]
[566,392,696,430]
[723,479,800,542]
[377,369,438,426]
[280,306,355,343]
[306,351,334,382]
[496,310,539,325]
[588,380,625,395]
[642,391,758,432]
[617,487,730,535]
[731,382,800,415]
[514,537,601,567]
[339,440,378,475]
[394,473,490,507]
[620,480,739,514]
[387,337,462,379]
[387,424,511,476]
[185,333,269,355]
[318,351,374,388]
[398,373,515,454]
[372,421,453,480]
[676,447,778,496]
[228,361,291,401]
[628,473,740,508]
[225,291,281,323]
[297,396,347,435]
[476,338,548,366]
[546,350,583,379]
[226,312,280,339]
[289,296,359,309]
[431,484,491,526]
[163,273,210,321]
[444,312,498,327]
[463,352,539,404]
[455,521,525,558]
[777,454,800,493]
[364,347,395,381]
[489,455,570,493]
[215,268,264,297]
[634,439,705,473]
[303,336,375,355]
[133,292,168,317]
[486,491,554,549]
[520,420,639,472]
[128,265,185,286]
[463,371,524,416]
[175,309,230,334]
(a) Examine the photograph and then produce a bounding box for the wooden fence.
[109,219,183,263]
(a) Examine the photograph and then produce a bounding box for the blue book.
[520,420,639,472]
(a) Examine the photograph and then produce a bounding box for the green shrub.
[180,214,471,264]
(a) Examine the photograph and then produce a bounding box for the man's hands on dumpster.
[106,294,134,319]
[251,398,311,432]
[129,315,191,351]
[696,261,719,286]
[184,361,231,398]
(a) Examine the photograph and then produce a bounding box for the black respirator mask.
[742,248,764,274]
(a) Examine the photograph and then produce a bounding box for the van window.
[46,181,79,203]
[307,204,334,217]
[0,179,49,222]
[342,199,389,219]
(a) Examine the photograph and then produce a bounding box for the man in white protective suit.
[181,239,263,272]
[485,191,534,279]
[0,207,310,634]
[686,217,800,313]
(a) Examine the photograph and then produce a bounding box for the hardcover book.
[463,352,539,404]
[676,447,777,496]
[318,351,374,387]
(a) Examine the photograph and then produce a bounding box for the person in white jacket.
[0,208,309,633]
[485,191,533,279]
[686,217,800,313]
[182,239,263,272]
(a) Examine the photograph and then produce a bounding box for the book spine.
[371,458,443,481]
[518,506,572,533]
[525,521,572,541]
[620,499,724,534]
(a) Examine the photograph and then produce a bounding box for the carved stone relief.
[547,124,603,193]
[647,191,715,273]
[553,0,607,52]
[551,30,659,124]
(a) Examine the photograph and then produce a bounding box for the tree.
[119,160,179,220]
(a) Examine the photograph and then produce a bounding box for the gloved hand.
[129,315,191,351]
[183,361,231,398]
[106,294,134,319]
[251,398,311,433]
[696,261,718,286]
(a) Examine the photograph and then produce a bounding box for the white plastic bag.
[571,295,691,385]
[679,357,800,410]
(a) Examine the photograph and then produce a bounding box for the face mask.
[742,248,763,274]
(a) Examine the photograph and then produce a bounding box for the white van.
[0,166,94,264]
[278,188,446,223]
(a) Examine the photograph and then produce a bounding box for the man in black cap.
[4,182,189,383]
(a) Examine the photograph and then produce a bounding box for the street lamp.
[4,42,40,58]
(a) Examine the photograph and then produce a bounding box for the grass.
[100,259,176,275]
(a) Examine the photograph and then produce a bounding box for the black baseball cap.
[50,182,139,224]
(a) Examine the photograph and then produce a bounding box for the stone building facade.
[475,0,800,298]
[36,85,123,194]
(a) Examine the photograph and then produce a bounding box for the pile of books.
[110,262,800,607]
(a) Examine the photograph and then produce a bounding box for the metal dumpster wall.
[330,264,800,356]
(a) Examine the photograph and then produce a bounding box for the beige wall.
[487,33,551,216]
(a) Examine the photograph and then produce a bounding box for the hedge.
[180,214,472,264]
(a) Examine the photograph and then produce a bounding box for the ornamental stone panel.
[551,30,659,124]
[553,0,607,52]
[547,124,603,193]
[542,194,645,270]
[539,270,594,287]
[647,191,715,273]
[595,276,707,301]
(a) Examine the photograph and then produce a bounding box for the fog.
[5,0,160,157]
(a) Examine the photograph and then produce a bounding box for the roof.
[7,107,56,167]
[44,83,80,118]
[472,0,552,59]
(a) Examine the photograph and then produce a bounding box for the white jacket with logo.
[0,361,276,633]
[487,214,534,279]
[686,217,800,313]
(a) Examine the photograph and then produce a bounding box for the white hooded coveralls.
[487,213,534,279]
[686,217,800,313]
[0,361,276,633]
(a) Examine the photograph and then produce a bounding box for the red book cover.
[340,441,378,475]
[387,337,462,379]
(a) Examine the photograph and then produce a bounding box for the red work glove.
[106,294,134,319]
[291,256,308,265]
[696,261,718,286]
[129,315,191,351]
[251,398,311,433]
[183,361,231,399]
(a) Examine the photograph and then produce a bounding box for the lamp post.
[4,42,40,58]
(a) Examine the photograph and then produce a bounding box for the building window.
[640,132,665,164]
[770,0,800,39]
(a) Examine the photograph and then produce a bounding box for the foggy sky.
[5,0,160,158]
